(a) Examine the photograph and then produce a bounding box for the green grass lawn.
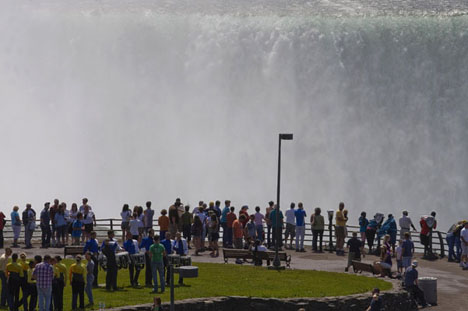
[50,259,390,309]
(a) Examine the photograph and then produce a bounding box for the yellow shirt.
[27,268,36,284]
[0,254,8,272]
[19,259,29,276]
[54,263,68,283]
[335,210,347,227]
[6,262,22,275]
[69,263,86,282]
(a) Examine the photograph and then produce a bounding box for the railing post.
[110,219,113,231]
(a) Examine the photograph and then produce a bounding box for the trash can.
[418,277,437,305]
[179,266,198,278]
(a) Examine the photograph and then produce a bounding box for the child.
[396,240,403,274]
[158,209,169,240]
[152,297,162,311]
[72,213,83,245]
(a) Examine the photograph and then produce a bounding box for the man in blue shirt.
[401,232,414,270]
[295,203,307,252]
[40,202,51,248]
[140,229,154,287]
[220,200,231,248]
[123,232,141,287]
[269,206,284,250]
[172,232,188,285]
[404,261,427,308]
[83,231,99,287]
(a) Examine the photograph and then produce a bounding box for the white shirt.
[82,211,94,224]
[461,228,468,243]
[399,216,413,229]
[129,219,141,236]
[285,209,296,225]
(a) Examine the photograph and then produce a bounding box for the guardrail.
[1,218,446,256]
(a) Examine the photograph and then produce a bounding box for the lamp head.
[279,133,293,140]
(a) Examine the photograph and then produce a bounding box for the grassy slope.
[50,259,391,309]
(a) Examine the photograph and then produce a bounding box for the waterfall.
[1,2,467,229]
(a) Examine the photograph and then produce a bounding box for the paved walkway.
[16,242,467,310]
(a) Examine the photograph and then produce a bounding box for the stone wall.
[109,280,415,311]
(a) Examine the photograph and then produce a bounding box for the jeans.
[295,226,305,250]
[0,271,7,307]
[145,253,152,286]
[256,225,264,242]
[37,286,52,311]
[8,276,20,311]
[446,234,456,261]
[52,278,64,311]
[71,281,84,310]
[25,283,37,311]
[225,227,233,247]
[312,229,324,251]
[129,263,140,286]
[85,275,94,304]
[41,225,51,248]
[25,226,34,247]
[151,261,165,293]
[91,255,99,287]
[455,237,462,261]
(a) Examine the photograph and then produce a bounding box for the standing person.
[66,204,78,246]
[196,205,208,251]
[239,206,249,227]
[69,256,85,311]
[269,206,284,250]
[49,200,59,248]
[265,201,274,248]
[181,206,193,248]
[232,216,245,250]
[22,204,36,249]
[191,216,203,256]
[7,253,22,311]
[0,210,6,249]
[172,232,188,285]
[254,206,265,242]
[11,206,22,248]
[401,232,415,271]
[79,198,92,213]
[220,200,231,248]
[136,206,145,236]
[460,222,468,270]
[84,252,94,307]
[335,202,348,256]
[40,203,51,249]
[380,214,397,255]
[404,261,427,308]
[83,231,99,287]
[158,209,169,241]
[396,240,403,275]
[225,207,236,248]
[310,207,325,253]
[52,256,67,311]
[208,215,219,257]
[54,205,67,248]
[149,235,166,294]
[144,201,155,235]
[71,213,83,245]
[168,202,180,237]
[101,239,118,291]
[366,216,379,254]
[33,255,54,311]
[123,232,141,287]
[0,248,12,308]
[160,233,173,286]
[284,203,296,250]
[295,203,307,252]
[140,229,154,288]
[359,212,369,243]
[420,212,437,257]
[245,215,257,248]
[18,253,29,311]
[81,205,95,244]
[345,232,364,272]
[120,204,131,242]
[129,213,142,240]
[26,261,37,311]
[399,211,417,240]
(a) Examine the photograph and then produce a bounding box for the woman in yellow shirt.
[69,256,86,310]
[19,253,29,311]
[6,253,22,310]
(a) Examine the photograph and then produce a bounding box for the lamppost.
[270,133,293,270]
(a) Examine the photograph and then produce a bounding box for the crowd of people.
[0,197,467,311]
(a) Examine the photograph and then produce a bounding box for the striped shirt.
[32,262,54,288]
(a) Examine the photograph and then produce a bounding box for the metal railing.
[1,219,446,256]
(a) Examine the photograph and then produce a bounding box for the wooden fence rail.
[1,219,446,256]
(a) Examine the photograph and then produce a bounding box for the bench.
[351,260,377,275]
[255,251,291,268]
[222,249,254,263]
[64,246,83,258]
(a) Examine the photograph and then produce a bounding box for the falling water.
[1,1,468,230]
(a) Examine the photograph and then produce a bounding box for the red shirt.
[239,210,249,226]
[420,218,437,235]
[232,220,243,239]
[226,212,237,228]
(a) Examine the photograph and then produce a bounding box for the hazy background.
[1,1,467,230]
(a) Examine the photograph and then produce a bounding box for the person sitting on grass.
[345,232,364,272]
[366,288,382,311]
[69,256,86,311]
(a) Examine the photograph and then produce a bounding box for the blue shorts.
[402,257,412,268]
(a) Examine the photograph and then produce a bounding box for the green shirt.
[149,243,165,263]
